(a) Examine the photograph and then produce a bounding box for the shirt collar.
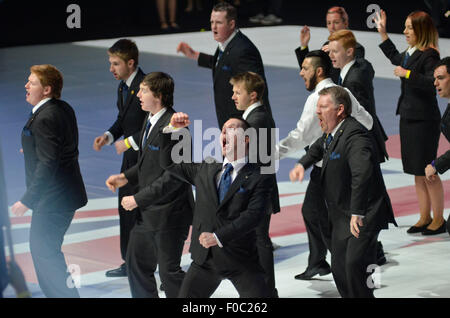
[223,155,248,174]
[148,107,167,126]
[329,118,346,137]
[32,97,51,114]
[125,68,138,88]
[314,78,335,93]
[218,29,238,52]
[242,101,262,120]
[406,46,417,56]
[339,59,356,83]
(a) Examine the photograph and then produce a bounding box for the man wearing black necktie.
[159,114,272,298]
[176,2,273,129]
[105,72,193,298]
[93,39,147,277]
[290,86,397,298]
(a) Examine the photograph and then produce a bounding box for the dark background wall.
[0,0,448,48]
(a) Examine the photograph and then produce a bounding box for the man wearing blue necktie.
[159,114,272,297]
[92,39,147,277]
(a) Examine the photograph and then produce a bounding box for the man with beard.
[276,50,373,280]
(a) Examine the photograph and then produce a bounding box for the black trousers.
[301,166,331,269]
[178,251,271,298]
[255,213,277,296]
[29,209,79,298]
[331,229,379,298]
[126,224,189,298]
[118,184,138,261]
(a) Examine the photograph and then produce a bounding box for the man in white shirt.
[277,50,373,280]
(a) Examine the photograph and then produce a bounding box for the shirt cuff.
[162,124,182,134]
[127,136,139,151]
[352,214,365,218]
[213,233,223,248]
[104,131,114,145]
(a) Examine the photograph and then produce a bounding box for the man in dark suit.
[295,6,365,83]
[93,39,147,277]
[328,29,389,163]
[426,57,450,234]
[176,2,273,129]
[230,71,280,297]
[160,114,271,298]
[290,86,397,298]
[11,64,87,298]
[105,72,193,298]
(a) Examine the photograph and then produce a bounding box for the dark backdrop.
[0,0,448,48]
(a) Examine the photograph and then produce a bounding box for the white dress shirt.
[32,98,51,114]
[339,59,356,84]
[276,78,373,167]
[141,107,168,147]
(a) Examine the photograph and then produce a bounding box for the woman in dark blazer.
[375,10,445,235]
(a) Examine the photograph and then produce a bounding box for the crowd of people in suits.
[4,2,450,298]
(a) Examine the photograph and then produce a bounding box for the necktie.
[215,49,224,67]
[121,81,129,105]
[142,119,152,146]
[338,75,343,85]
[218,163,234,202]
[402,52,410,67]
[325,133,333,150]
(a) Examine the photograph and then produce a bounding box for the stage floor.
[1,25,449,298]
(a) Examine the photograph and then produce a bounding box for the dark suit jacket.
[379,39,440,121]
[244,105,280,214]
[160,132,272,273]
[108,68,147,172]
[342,58,389,162]
[295,41,365,84]
[21,99,87,212]
[436,103,450,174]
[198,31,273,129]
[124,108,193,231]
[299,117,397,240]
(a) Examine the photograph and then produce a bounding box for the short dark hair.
[435,57,450,74]
[305,50,332,78]
[229,72,265,102]
[108,39,139,67]
[318,86,352,116]
[213,2,237,22]
[141,72,174,108]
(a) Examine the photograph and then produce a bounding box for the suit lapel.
[208,163,223,208]
[213,32,240,84]
[144,109,172,149]
[121,68,143,114]
[321,121,346,178]
[25,99,52,128]
[404,49,421,69]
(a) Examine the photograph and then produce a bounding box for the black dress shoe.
[294,265,331,280]
[105,263,127,277]
[376,241,387,266]
[407,220,432,234]
[422,221,447,236]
